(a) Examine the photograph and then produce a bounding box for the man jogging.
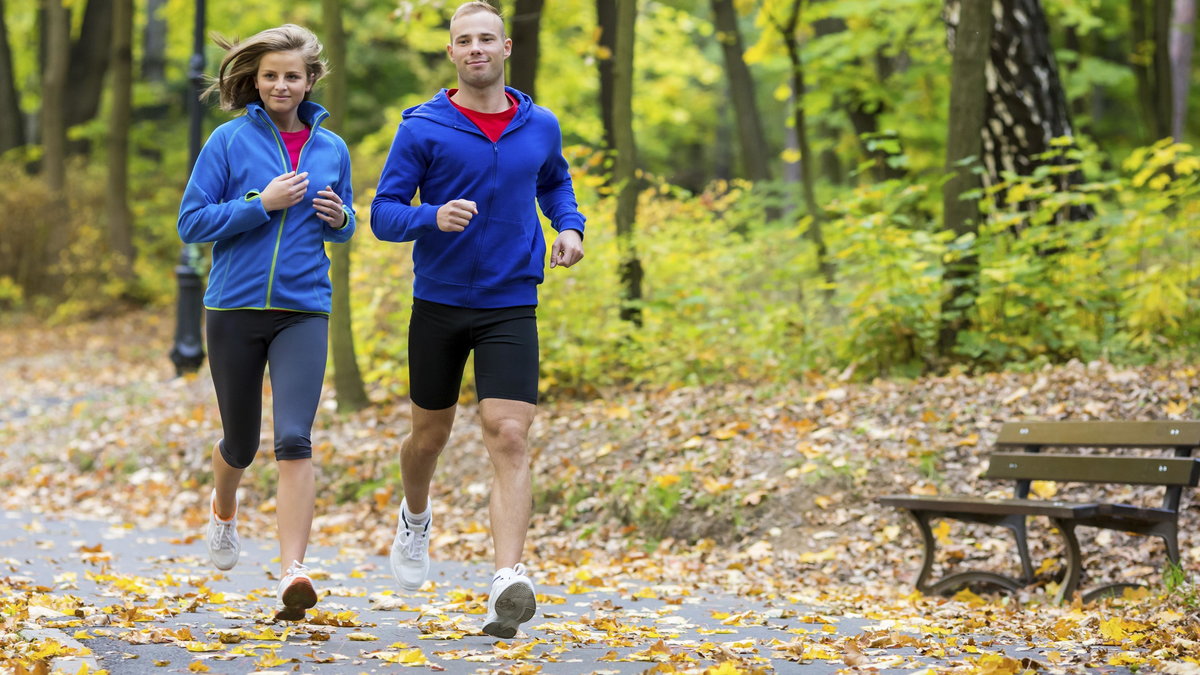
[370,1,585,639]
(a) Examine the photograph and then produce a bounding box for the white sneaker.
[483,563,536,638]
[389,499,431,592]
[275,560,317,621]
[206,489,240,571]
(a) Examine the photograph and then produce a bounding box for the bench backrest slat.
[996,421,1200,448]
[985,453,1200,486]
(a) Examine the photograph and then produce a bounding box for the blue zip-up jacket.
[370,87,585,308]
[178,100,355,314]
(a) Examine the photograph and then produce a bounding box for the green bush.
[338,140,1200,398]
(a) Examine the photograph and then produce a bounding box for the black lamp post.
[170,0,207,376]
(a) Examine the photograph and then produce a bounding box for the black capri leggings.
[206,309,328,469]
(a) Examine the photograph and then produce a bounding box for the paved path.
[3,510,864,674]
[3,511,1136,674]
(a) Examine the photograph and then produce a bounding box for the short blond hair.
[450,1,505,32]
[203,24,328,111]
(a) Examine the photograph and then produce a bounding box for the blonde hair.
[203,24,328,111]
[450,1,504,31]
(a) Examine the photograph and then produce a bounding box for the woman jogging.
[177,24,355,622]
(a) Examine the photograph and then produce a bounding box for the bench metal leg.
[1004,518,1035,583]
[1069,520,1179,602]
[910,511,938,593]
[1049,518,1082,604]
[906,510,1025,596]
[1162,527,1180,564]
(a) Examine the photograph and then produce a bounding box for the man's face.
[447,11,511,90]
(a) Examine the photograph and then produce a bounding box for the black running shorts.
[408,298,539,410]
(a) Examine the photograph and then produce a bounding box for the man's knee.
[483,416,531,454]
[406,427,451,457]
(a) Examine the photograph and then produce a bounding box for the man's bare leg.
[401,403,457,513]
[479,398,536,569]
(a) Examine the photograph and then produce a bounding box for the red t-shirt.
[446,89,518,143]
[280,127,311,170]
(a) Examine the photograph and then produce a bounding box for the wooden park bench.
[879,421,1200,603]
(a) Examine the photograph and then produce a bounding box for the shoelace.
[495,563,528,583]
[211,518,237,551]
[284,560,310,579]
[397,520,430,561]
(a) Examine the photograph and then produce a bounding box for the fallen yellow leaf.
[654,474,681,488]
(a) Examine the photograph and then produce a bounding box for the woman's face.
[255,50,311,123]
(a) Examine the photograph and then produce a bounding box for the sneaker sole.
[275,578,317,622]
[395,576,426,592]
[209,552,238,571]
[482,584,536,639]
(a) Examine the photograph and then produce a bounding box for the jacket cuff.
[332,205,351,230]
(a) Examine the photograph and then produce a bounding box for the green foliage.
[822,178,947,375]
[6,0,1200,389]
[0,161,128,319]
[348,139,1200,395]
[953,141,1200,368]
[612,473,688,540]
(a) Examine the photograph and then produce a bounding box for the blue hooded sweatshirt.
[371,87,585,309]
[178,101,355,314]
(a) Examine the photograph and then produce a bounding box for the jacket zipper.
[461,124,498,305]
[262,109,324,308]
[437,95,523,305]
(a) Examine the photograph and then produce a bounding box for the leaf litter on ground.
[2,310,1200,673]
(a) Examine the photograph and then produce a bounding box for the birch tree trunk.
[978,0,1094,222]
[1169,0,1194,140]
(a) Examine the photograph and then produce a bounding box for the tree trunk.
[66,0,113,132]
[1131,0,1173,140]
[1152,0,1173,140]
[1132,0,1154,138]
[980,0,1094,222]
[106,0,134,280]
[774,0,833,292]
[709,0,771,183]
[142,0,167,83]
[509,0,543,100]
[0,0,23,152]
[937,0,992,357]
[41,0,68,193]
[713,93,733,181]
[1168,0,1193,140]
[322,0,370,413]
[614,0,643,326]
[596,0,617,162]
